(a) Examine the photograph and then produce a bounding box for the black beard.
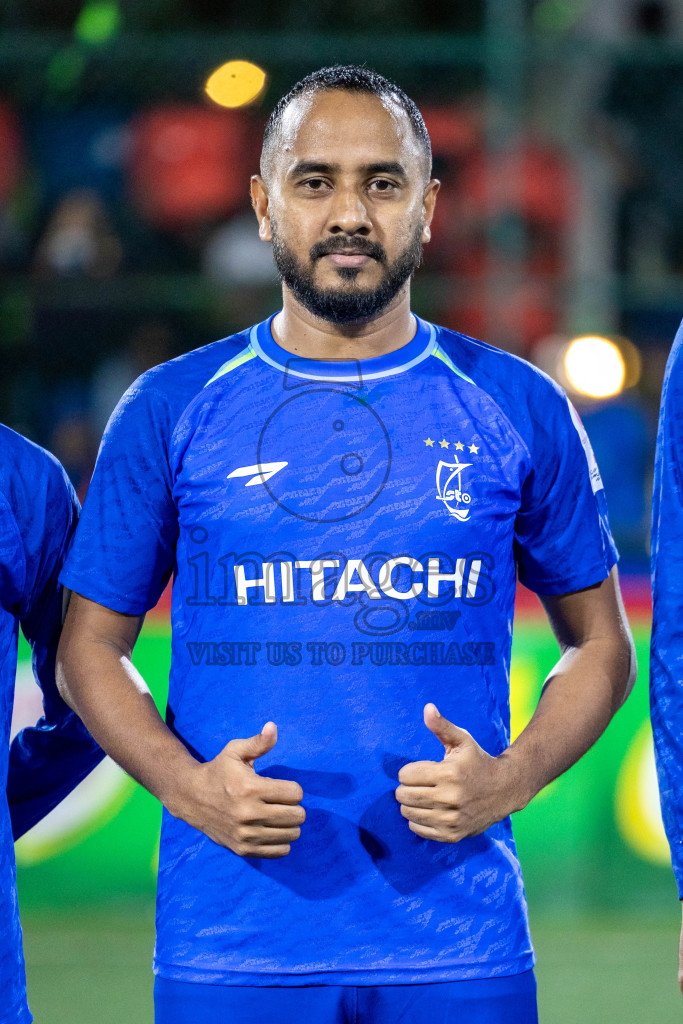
[271,224,424,325]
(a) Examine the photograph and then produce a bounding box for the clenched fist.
[395,703,520,843]
[174,722,305,858]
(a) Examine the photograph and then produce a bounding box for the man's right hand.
[172,722,305,858]
[57,597,305,859]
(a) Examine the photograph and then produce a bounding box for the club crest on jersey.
[423,435,479,521]
[436,456,472,521]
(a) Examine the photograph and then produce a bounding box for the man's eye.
[303,178,329,190]
[369,179,396,193]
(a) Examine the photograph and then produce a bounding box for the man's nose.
[326,188,372,235]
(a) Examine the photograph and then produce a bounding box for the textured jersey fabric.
[62,314,617,987]
[0,424,103,1024]
[651,318,683,897]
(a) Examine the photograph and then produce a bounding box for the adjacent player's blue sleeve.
[7,452,104,840]
[60,371,179,614]
[650,319,683,897]
[514,378,618,594]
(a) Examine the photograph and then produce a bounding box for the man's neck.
[270,287,416,361]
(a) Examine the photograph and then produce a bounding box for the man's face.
[252,89,439,325]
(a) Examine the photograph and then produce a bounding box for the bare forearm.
[396,571,635,844]
[57,616,305,857]
[56,635,197,815]
[500,635,633,812]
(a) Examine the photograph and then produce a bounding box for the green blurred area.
[16,617,672,911]
[16,613,681,1020]
[19,908,682,1023]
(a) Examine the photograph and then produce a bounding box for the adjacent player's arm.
[396,566,634,842]
[650,321,683,995]
[7,457,104,841]
[56,592,305,858]
[8,591,105,840]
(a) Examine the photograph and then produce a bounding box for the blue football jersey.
[0,424,103,1024]
[651,318,683,896]
[62,315,617,986]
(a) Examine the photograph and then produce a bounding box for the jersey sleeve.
[650,319,683,897]
[0,493,23,610]
[514,377,618,595]
[60,372,180,614]
[7,450,104,840]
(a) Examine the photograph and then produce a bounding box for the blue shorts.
[154,970,538,1023]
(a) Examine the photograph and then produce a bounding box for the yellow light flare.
[563,335,627,399]
[615,722,670,866]
[620,335,643,389]
[205,60,267,109]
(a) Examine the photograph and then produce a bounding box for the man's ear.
[250,175,272,242]
[421,178,441,244]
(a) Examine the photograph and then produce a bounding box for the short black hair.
[261,64,432,178]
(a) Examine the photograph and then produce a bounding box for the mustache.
[309,237,387,263]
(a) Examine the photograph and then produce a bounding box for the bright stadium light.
[205,60,267,109]
[563,335,627,399]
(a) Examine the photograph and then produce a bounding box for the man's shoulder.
[0,425,76,602]
[105,327,254,437]
[430,322,565,410]
[662,317,683,390]
[132,328,252,400]
[0,421,61,476]
[0,423,73,513]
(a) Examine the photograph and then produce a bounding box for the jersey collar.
[250,313,436,383]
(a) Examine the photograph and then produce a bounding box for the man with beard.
[56,66,634,1023]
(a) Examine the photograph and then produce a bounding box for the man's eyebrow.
[289,161,339,177]
[288,160,409,179]
[361,162,408,179]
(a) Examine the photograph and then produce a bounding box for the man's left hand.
[395,703,521,843]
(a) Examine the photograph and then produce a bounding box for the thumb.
[423,703,471,756]
[222,721,278,766]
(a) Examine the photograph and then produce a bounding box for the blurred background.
[3,0,683,1021]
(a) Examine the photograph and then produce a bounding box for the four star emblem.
[424,437,480,453]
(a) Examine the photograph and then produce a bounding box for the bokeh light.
[205,60,267,109]
[615,723,669,867]
[532,0,588,33]
[74,1,121,46]
[563,335,627,399]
